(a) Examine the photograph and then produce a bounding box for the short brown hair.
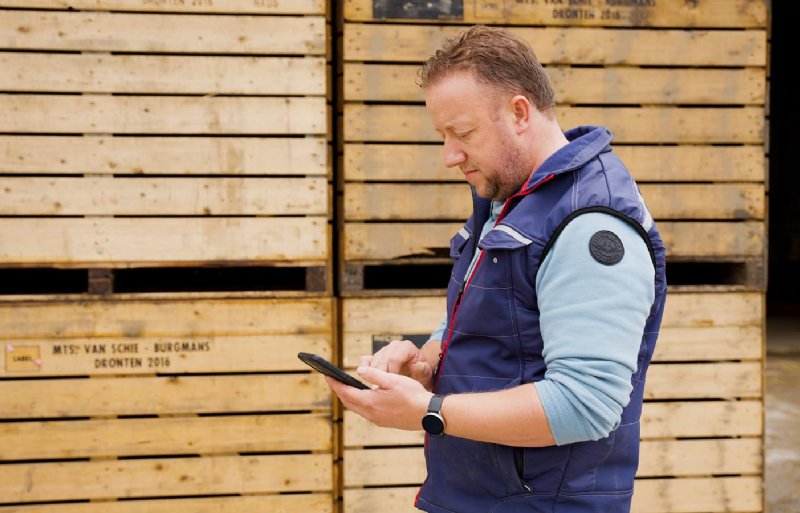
[419,25,556,113]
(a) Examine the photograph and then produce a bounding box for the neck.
[524,118,570,176]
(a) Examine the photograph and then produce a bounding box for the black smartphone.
[297,352,371,390]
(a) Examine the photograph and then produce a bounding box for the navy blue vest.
[416,126,668,513]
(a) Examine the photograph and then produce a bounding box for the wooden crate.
[340,291,764,513]
[339,1,768,294]
[0,294,336,512]
[0,1,332,293]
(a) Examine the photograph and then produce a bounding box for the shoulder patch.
[589,230,625,266]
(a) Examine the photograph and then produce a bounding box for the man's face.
[424,71,530,201]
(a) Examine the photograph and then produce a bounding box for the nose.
[443,138,466,168]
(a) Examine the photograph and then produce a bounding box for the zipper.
[434,172,556,387]
[514,447,533,492]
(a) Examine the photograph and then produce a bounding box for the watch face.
[422,413,445,436]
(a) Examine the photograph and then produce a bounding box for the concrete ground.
[766,313,800,512]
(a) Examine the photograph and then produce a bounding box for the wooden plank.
[344,144,765,182]
[343,438,759,486]
[661,292,763,328]
[0,0,325,14]
[345,105,764,144]
[0,413,331,460]
[0,297,332,338]
[0,177,328,216]
[654,325,762,361]
[1,53,326,95]
[0,217,328,266]
[645,362,762,399]
[344,400,763,447]
[343,477,761,513]
[2,334,332,377]
[0,374,331,418]
[1,96,326,135]
[0,454,331,502]
[344,0,767,28]
[344,24,767,66]
[343,324,761,370]
[0,495,334,513]
[344,222,764,260]
[345,64,766,105]
[344,183,765,221]
[0,11,326,54]
[0,136,327,176]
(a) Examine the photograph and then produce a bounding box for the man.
[327,26,667,513]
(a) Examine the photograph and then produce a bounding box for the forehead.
[424,71,501,127]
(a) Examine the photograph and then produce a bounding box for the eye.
[455,130,473,141]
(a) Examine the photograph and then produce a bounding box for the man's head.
[420,26,560,201]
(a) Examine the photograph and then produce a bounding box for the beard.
[481,139,531,201]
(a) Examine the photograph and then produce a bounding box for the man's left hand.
[326,366,433,431]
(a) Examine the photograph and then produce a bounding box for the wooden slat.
[1,53,326,95]
[0,0,325,14]
[345,64,766,105]
[0,297,332,338]
[344,324,761,369]
[0,374,331,418]
[343,439,759,486]
[645,362,761,399]
[0,11,326,54]
[344,105,764,144]
[0,413,331,460]
[0,217,328,266]
[343,477,762,513]
[344,183,765,221]
[344,222,764,260]
[0,136,328,176]
[344,144,765,182]
[2,334,332,377]
[0,454,331,502]
[344,400,763,447]
[344,24,767,66]
[0,177,328,216]
[654,325,762,361]
[0,495,334,513]
[661,292,763,328]
[344,0,767,28]
[1,96,326,135]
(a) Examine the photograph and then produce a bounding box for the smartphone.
[297,352,371,390]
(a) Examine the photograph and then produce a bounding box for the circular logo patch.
[589,230,625,266]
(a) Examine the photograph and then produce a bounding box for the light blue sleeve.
[428,315,448,343]
[533,212,655,445]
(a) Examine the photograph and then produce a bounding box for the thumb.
[357,366,399,389]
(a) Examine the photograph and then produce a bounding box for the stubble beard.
[484,139,531,202]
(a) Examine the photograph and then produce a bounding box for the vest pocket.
[513,447,533,493]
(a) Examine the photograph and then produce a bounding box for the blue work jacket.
[415,126,668,513]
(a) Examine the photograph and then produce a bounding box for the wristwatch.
[422,394,447,436]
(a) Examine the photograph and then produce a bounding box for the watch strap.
[427,394,445,414]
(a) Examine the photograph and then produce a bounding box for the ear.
[508,94,532,135]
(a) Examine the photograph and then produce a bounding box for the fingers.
[357,366,399,389]
[359,355,373,368]
[369,340,422,374]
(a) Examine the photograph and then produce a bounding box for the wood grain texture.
[0,413,331,460]
[2,95,326,135]
[345,64,765,104]
[0,374,331,418]
[0,454,332,502]
[345,105,764,144]
[0,0,325,13]
[344,0,767,28]
[344,24,767,66]
[0,177,328,216]
[0,136,327,176]
[1,53,326,95]
[1,10,326,54]
[344,144,765,182]
[0,217,328,266]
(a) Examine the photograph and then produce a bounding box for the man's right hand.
[361,339,436,391]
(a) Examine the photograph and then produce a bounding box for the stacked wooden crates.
[0,1,334,511]
[340,1,767,513]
